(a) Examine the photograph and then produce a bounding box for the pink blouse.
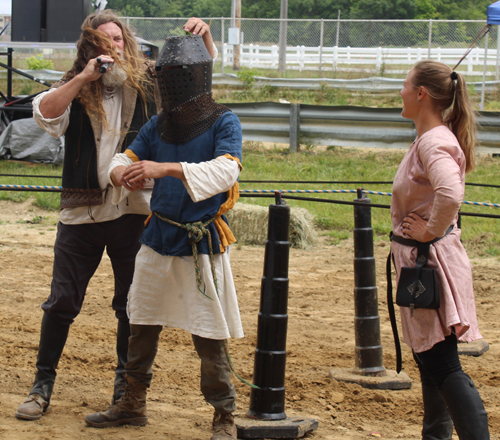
[391,125,482,353]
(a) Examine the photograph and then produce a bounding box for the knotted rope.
[153,211,218,301]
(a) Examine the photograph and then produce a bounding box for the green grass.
[213,82,496,110]
[1,143,499,258]
[237,142,500,258]
[0,161,62,210]
[212,66,500,110]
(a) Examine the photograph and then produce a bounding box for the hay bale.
[226,203,317,249]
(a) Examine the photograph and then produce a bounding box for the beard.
[101,58,128,88]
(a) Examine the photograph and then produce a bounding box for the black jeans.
[413,334,463,389]
[42,214,147,325]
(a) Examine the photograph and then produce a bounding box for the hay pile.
[226,202,317,249]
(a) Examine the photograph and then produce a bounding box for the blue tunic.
[127,112,242,257]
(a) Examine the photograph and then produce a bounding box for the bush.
[26,54,54,70]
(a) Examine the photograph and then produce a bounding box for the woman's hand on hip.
[402,212,436,242]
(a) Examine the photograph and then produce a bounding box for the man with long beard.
[15,10,216,421]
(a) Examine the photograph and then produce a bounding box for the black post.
[353,189,385,375]
[7,48,13,99]
[247,191,290,420]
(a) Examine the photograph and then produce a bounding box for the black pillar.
[353,189,385,375]
[247,192,290,420]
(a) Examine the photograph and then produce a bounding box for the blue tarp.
[487,1,500,25]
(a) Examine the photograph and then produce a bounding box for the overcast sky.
[0,0,10,15]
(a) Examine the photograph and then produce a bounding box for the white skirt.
[127,244,244,340]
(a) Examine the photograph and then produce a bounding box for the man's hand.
[80,56,115,83]
[183,17,215,58]
[38,55,116,119]
[111,165,145,191]
[112,161,185,191]
[183,17,211,36]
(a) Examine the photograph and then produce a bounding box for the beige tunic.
[108,153,244,340]
[390,125,482,353]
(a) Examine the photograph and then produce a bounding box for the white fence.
[222,44,500,76]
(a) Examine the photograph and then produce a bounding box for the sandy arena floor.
[0,199,499,440]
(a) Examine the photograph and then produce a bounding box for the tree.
[289,0,353,19]
[105,0,490,20]
[350,0,417,20]
[415,0,439,19]
[242,0,280,19]
[106,0,173,17]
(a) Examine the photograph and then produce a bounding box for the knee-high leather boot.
[112,319,131,404]
[421,383,453,440]
[439,372,490,440]
[16,312,70,420]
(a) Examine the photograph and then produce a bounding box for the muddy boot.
[85,376,148,428]
[111,319,131,405]
[15,312,70,420]
[440,372,490,440]
[422,383,453,440]
[211,411,237,440]
[15,394,50,421]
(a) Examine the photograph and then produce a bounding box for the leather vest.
[60,94,156,209]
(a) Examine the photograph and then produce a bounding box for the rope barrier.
[240,189,500,209]
[2,184,500,215]
[0,184,62,192]
[0,174,62,178]
[240,193,500,219]
[240,189,357,194]
[2,174,500,189]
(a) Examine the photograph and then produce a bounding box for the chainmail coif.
[157,92,231,145]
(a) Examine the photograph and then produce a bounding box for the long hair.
[63,9,153,125]
[411,60,476,173]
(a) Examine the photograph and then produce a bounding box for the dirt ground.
[0,199,499,440]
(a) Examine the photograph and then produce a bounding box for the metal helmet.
[155,35,212,112]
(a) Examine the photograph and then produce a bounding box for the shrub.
[26,54,54,70]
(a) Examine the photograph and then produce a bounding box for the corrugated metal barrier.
[225,102,500,153]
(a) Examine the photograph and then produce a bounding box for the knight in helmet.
[84,35,243,440]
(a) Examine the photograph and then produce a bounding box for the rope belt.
[153,211,219,300]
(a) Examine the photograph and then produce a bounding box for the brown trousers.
[125,324,236,414]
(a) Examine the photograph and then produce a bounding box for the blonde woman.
[391,60,489,439]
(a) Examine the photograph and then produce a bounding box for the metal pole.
[0,61,52,88]
[352,189,385,375]
[247,192,290,420]
[336,10,340,48]
[221,17,225,74]
[428,19,433,59]
[496,26,499,81]
[289,103,300,153]
[278,0,288,74]
[319,19,324,75]
[231,0,236,27]
[481,31,489,110]
[7,48,12,99]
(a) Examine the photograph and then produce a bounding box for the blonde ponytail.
[412,60,477,173]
